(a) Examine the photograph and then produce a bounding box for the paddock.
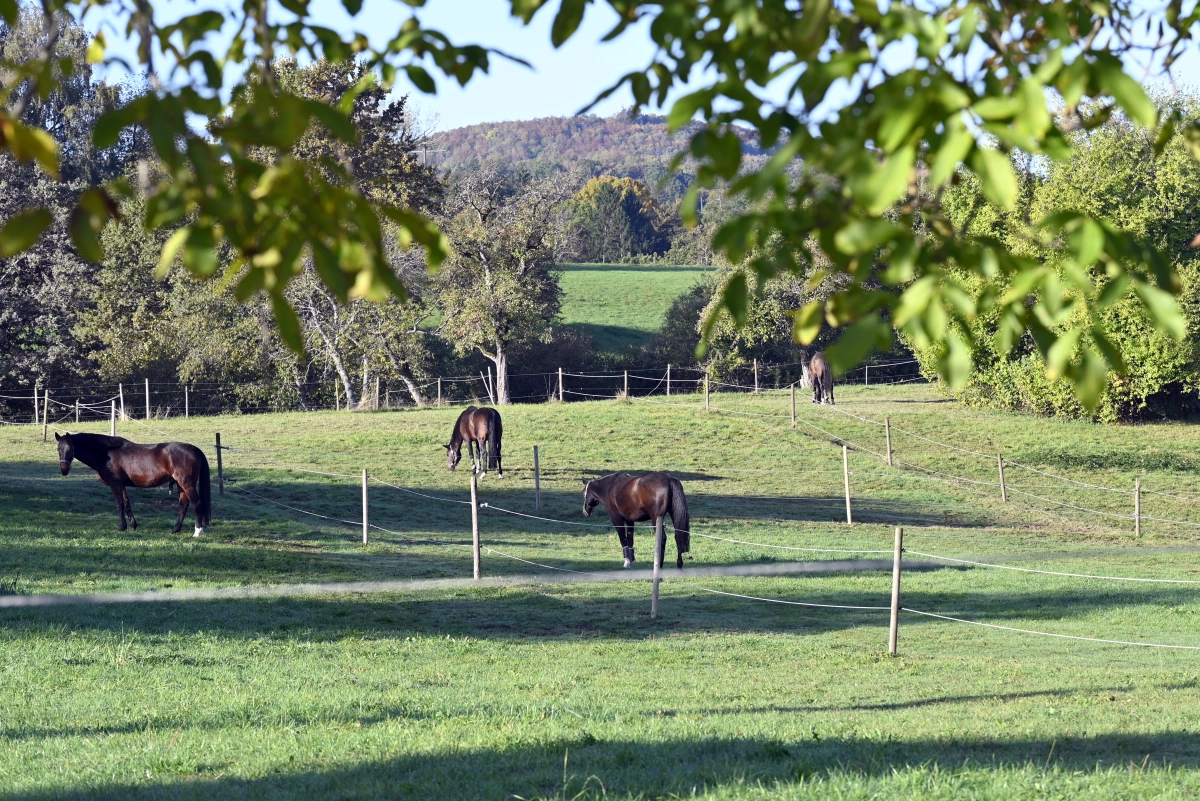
[3,383,1200,798]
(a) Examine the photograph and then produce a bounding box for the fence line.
[906,550,1200,584]
[902,608,1200,650]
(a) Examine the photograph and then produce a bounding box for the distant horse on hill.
[55,432,212,536]
[446,406,503,477]
[809,351,835,405]
[582,472,690,568]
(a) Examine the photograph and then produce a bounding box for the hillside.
[433,111,764,179]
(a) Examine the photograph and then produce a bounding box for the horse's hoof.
[130,521,138,531]
[193,526,203,538]
[677,556,684,569]
[623,559,632,568]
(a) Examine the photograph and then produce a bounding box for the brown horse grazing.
[56,432,212,536]
[445,406,503,477]
[582,472,690,568]
[809,351,835,405]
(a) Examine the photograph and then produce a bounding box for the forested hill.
[434,111,763,178]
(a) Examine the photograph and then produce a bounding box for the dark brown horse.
[56,432,212,536]
[582,472,690,568]
[809,351,835,405]
[445,406,503,477]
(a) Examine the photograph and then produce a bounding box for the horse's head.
[445,443,461,471]
[55,432,74,476]
[581,479,600,517]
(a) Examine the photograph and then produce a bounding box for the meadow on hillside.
[4,385,1200,798]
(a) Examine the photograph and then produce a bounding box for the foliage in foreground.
[3,0,1200,409]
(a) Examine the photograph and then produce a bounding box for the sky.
[84,0,1200,133]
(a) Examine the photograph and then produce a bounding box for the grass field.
[6,385,1200,798]
[558,263,710,351]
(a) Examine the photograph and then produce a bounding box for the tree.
[3,0,1200,408]
[572,175,677,262]
[437,167,566,404]
[0,8,147,390]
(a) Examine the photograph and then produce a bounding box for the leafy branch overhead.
[2,0,1200,407]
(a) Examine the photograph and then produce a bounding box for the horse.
[582,472,690,568]
[56,432,212,536]
[809,351,835,405]
[445,406,503,477]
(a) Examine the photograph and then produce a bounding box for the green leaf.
[928,127,974,186]
[1045,328,1081,379]
[938,331,973,388]
[824,313,891,375]
[668,89,712,132]
[0,0,17,26]
[86,32,106,64]
[791,301,824,345]
[0,207,52,257]
[155,229,189,278]
[722,272,749,327]
[405,65,436,94]
[834,219,901,255]
[969,147,1017,210]
[1133,281,1186,339]
[1093,53,1157,128]
[271,293,305,351]
[551,0,586,47]
[341,0,363,15]
[849,145,915,214]
[1071,345,1109,412]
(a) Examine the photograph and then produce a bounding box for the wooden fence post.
[1135,477,1141,537]
[754,359,759,393]
[437,377,442,408]
[885,417,893,467]
[843,444,852,525]
[471,472,481,579]
[110,401,116,436]
[487,367,495,405]
[997,454,1007,503]
[33,385,39,425]
[651,516,664,618]
[184,384,189,418]
[362,468,369,545]
[375,376,380,410]
[145,378,150,420]
[705,372,710,410]
[791,384,796,429]
[119,383,125,420]
[889,527,903,656]
[43,389,49,436]
[335,377,340,411]
[75,399,80,424]
[624,370,628,398]
[533,445,541,512]
[558,368,564,402]
[215,432,224,495]
[666,364,671,397]
[865,364,870,386]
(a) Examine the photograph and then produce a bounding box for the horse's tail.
[196,449,212,527]
[668,475,689,555]
[487,411,502,470]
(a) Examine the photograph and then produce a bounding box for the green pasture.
[558,263,709,351]
[5,385,1200,798]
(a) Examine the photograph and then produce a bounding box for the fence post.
[843,444,852,525]
[705,372,710,411]
[651,516,664,618]
[885,417,893,467]
[1135,477,1141,537]
[666,364,671,396]
[75,398,80,424]
[184,384,189,418]
[754,359,759,393]
[533,445,541,511]
[375,376,380,410]
[362,468,369,545]
[791,384,796,429]
[558,368,564,402]
[889,527,903,656]
[471,472,481,579]
[623,370,628,399]
[437,377,442,408]
[997,454,1007,503]
[215,432,224,495]
[33,385,39,425]
[335,377,340,411]
[42,389,49,436]
[145,378,150,420]
[119,383,125,420]
[865,364,870,387]
[487,367,495,405]
[110,401,116,436]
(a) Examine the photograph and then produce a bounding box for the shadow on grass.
[5,729,1200,800]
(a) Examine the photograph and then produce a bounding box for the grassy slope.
[4,386,1200,798]
[558,263,709,351]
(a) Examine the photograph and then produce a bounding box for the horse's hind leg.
[173,493,190,534]
[620,522,635,567]
[477,439,488,477]
[122,487,138,531]
[110,484,128,531]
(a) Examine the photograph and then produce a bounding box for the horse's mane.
[69,432,127,450]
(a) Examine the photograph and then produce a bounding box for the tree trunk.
[494,341,510,405]
[324,339,357,408]
[376,335,427,407]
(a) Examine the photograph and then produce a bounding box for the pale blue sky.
[84,0,1199,132]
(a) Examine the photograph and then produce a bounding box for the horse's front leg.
[110,484,128,531]
[619,522,635,567]
[122,486,138,531]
